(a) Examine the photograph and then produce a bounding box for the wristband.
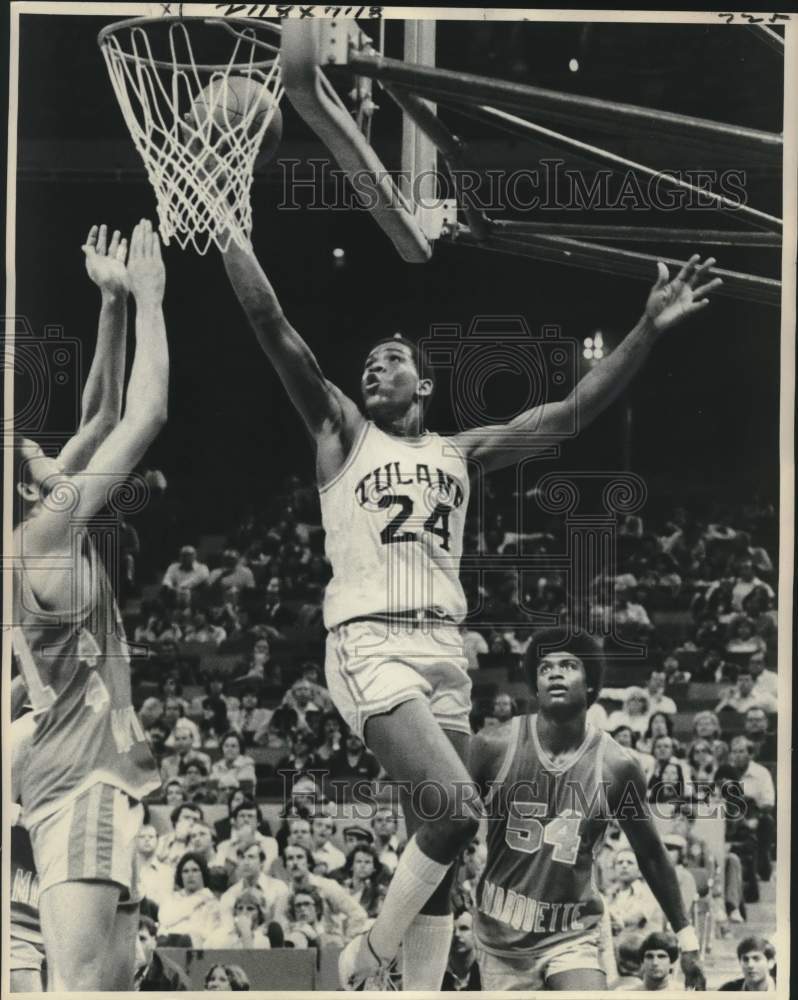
[677,926,700,953]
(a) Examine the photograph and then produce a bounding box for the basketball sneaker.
[338,930,395,990]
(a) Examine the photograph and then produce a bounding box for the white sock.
[368,836,451,960]
[401,913,454,991]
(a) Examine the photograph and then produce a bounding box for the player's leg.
[399,727,469,989]
[341,699,480,985]
[33,784,143,991]
[39,880,122,990]
[400,727,471,912]
[102,902,140,990]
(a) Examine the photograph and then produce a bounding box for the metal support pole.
[347,51,782,158]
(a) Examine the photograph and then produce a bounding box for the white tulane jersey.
[321,421,470,629]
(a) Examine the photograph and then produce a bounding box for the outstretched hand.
[83,224,129,296]
[645,255,723,333]
[126,219,165,306]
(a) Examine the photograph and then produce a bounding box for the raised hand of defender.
[126,219,165,306]
[82,224,129,296]
[645,255,723,333]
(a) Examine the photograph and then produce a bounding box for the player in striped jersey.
[221,236,720,989]
[10,713,45,993]
[11,220,168,991]
[469,628,705,990]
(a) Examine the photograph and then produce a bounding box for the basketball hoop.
[99,16,284,254]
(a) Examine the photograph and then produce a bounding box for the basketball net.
[99,17,283,254]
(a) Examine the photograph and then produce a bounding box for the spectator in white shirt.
[716,668,778,716]
[206,887,277,949]
[218,841,290,925]
[210,731,257,793]
[208,548,255,603]
[645,671,678,716]
[370,808,403,874]
[162,703,202,751]
[608,849,661,936]
[748,652,778,700]
[731,559,774,613]
[157,852,221,947]
[273,843,368,943]
[459,624,489,672]
[157,802,205,867]
[137,823,176,907]
[606,688,651,737]
[715,737,775,881]
[311,815,346,874]
[162,545,210,608]
[216,799,279,875]
[160,720,210,778]
[721,737,775,811]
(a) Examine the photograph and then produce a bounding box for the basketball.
[190,75,283,162]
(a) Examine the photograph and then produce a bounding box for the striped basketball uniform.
[10,824,45,974]
[12,531,161,894]
[474,715,613,989]
[10,714,45,974]
[321,421,472,738]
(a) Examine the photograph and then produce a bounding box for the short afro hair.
[524,627,605,706]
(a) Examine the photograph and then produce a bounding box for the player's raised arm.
[221,241,359,438]
[56,225,130,473]
[608,752,706,989]
[452,256,723,473]
[24,220,168,554]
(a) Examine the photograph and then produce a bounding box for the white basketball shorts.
[325,617,473,740]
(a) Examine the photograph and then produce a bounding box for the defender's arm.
[25,221,168,557]
[57,226,130,473]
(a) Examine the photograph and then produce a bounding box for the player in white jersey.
[221,238,721,989]
[11,220,168,991]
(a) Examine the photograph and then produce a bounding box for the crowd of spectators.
[118,475,778,989]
